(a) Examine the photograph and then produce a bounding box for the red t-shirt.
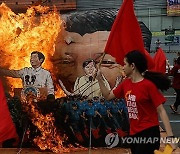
[170,64,180,89]
[113,78,166,135]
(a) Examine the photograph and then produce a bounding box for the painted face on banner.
[30,53,42,68]
[83,61,97,77]
[52,31,123,91]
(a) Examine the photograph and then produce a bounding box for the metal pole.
[148,8,151,30]
[88,117,92,154]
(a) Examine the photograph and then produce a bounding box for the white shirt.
[0,67,54,95]
[74,75,110,99]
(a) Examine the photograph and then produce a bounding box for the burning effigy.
[0,2,65,97]
[0,3,88,152]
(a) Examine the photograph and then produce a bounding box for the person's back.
[169,57,180,113]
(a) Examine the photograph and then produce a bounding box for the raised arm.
[0,68,21,78]
[58,79,73,96]
[96,69,116,100]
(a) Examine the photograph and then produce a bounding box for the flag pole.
[98,52,106,69]
[93,52,106,81]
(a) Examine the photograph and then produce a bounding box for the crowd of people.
[54,95,129,145]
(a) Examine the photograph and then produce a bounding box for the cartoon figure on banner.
[59,58,111,99]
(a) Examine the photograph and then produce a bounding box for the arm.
[96,70,116,100]
[58,79,73,96]
[0,68,21,78]
[157,104,173,136]
[95,111,102,118]
[157,104,177,149]
[114,76,123,88]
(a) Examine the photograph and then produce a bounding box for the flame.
[0,3,65,98]
[21,93,87,153]
[0,3,88,152]
[22,94,69,153]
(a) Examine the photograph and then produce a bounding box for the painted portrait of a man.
[52,9,152,94]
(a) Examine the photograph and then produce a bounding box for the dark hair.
[31,51,45,63]
[125,50,171,91]
[64,9,152,52]
[82,59,96,68]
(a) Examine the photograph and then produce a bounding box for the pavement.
[161,88,180,137]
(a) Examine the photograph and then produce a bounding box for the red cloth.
[0,80,18,143]
[104,0,154,69]
[113,78,165,135]
[170,64,180,89]
[153,48,166,74]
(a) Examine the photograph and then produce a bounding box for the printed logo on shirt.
[125,90,138,120]
[24,75,36,85]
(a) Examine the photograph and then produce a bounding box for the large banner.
[167,0,180,16]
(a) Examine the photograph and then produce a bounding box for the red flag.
[153,48,166,74]
[104,0,154,69]
[0,80,18,143]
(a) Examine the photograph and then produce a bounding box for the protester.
[155,39,161,50]
[97,50,176,154]
[169,56,180,113]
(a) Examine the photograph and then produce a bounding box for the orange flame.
[22,94,69,153]
[21,92,87,153]
[0,3,87,152]
[0,3,65,98]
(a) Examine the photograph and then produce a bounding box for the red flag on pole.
[153,48,166,74]
[104,0,154,69]
[0,80,18,144]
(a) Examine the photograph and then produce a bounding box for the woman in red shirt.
[169,56,180,113]
[97,50,176,154]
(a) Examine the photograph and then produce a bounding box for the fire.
[0,3,87,152]
[22,93,70,153]
[0,3,65,98]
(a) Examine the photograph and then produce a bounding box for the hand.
[95,69,103,80]
[169,142,178,151]
[115,76,122,87]
[166,136,178,150]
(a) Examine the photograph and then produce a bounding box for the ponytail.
[143,71,171,91]
[125,50,171,91]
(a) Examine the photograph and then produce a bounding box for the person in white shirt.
[0,51,54,97]
[58,59,111,100]
[73,59,111,99]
